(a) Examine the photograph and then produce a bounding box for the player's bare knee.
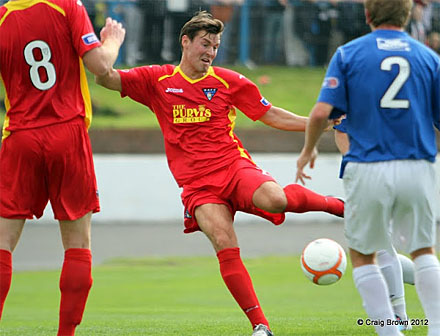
[410,247,435,260]
[253,182,287,212]
[208,228,237,252]
[268,191,287,212]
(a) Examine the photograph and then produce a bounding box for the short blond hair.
[365,0,413,28]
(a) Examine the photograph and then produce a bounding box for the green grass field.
[0,256,428,335]
[0,66,326,129]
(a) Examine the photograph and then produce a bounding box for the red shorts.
[0,118,100,220]
[181,158,285,233]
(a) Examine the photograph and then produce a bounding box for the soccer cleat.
[395,315,412,331]
[252,324,274,336]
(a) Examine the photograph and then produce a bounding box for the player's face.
[181,30,220,78]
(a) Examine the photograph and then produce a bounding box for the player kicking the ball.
[96,11,344,336]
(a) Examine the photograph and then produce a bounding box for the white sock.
[414,254,440,336]
[353,264,403,336]
[377,249,407,320]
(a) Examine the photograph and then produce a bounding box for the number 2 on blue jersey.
[380,56,410,109]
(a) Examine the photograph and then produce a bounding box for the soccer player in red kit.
[97,11,344,336]
[0,0,125,333]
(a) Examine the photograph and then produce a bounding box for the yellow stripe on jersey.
[158,66,230,89]
[0,0,65,26]
[158,66,179,82]
[79,58,92,129]
[227,108,253,161]
[210,68,229,89]
[1,76,11,142]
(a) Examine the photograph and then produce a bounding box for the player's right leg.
[40,120,99,336]
[411,247,440,336]
[0,217,25,320]
[393,160,439,335]
[195,203,273,335]
[57,212,93,336]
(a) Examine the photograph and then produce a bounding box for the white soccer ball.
[300,238,347,285]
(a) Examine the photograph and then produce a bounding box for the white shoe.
[252,324,274,336]
[396,315,412,331]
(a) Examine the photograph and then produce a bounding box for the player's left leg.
[343,161,405,335]
[57,211,93,336]
[351,249,403,336]
[252,181,344,217]
[0,217,25,320]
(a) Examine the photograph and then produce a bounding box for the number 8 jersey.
[318,29,440,176]
[0,0,100,140]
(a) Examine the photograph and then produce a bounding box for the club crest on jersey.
[82,33,99,45]
[202,88,217,101]
[322,77,339,89]
[260,97,270,106]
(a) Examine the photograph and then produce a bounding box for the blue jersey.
[319,29,440,176]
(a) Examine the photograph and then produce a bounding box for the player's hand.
[296,147,318,185]
[100,17,126,46]
[324,116,343,131]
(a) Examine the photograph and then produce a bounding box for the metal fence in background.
[2,0,440,66]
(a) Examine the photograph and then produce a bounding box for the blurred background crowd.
[3,0,440,67]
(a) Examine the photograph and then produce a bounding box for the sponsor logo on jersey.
[260,97,270,106]
[173,104,211,123]
[165,88,184,93]
[202,88,217,101]
[81,33,99,45]
[376,38,410,52]
[322,77,339,89]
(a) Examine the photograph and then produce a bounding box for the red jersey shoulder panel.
[211,66,272,121]
[119,64,176,109]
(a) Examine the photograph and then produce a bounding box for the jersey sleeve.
[229,74,272,121]
[118,66,155,108]
[318,48,348,118]
[65,0,101,57]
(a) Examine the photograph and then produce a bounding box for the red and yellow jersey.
[0,0,100,140]
[118,65,272,187]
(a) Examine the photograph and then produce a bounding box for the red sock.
[217,248,269,329]
[283,184,344,217]
[0,249,12,321]
[58,248,93,336]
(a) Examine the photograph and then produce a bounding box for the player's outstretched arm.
[84,17,125,91]
[259,106,308,131]
[95,68,122,92]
